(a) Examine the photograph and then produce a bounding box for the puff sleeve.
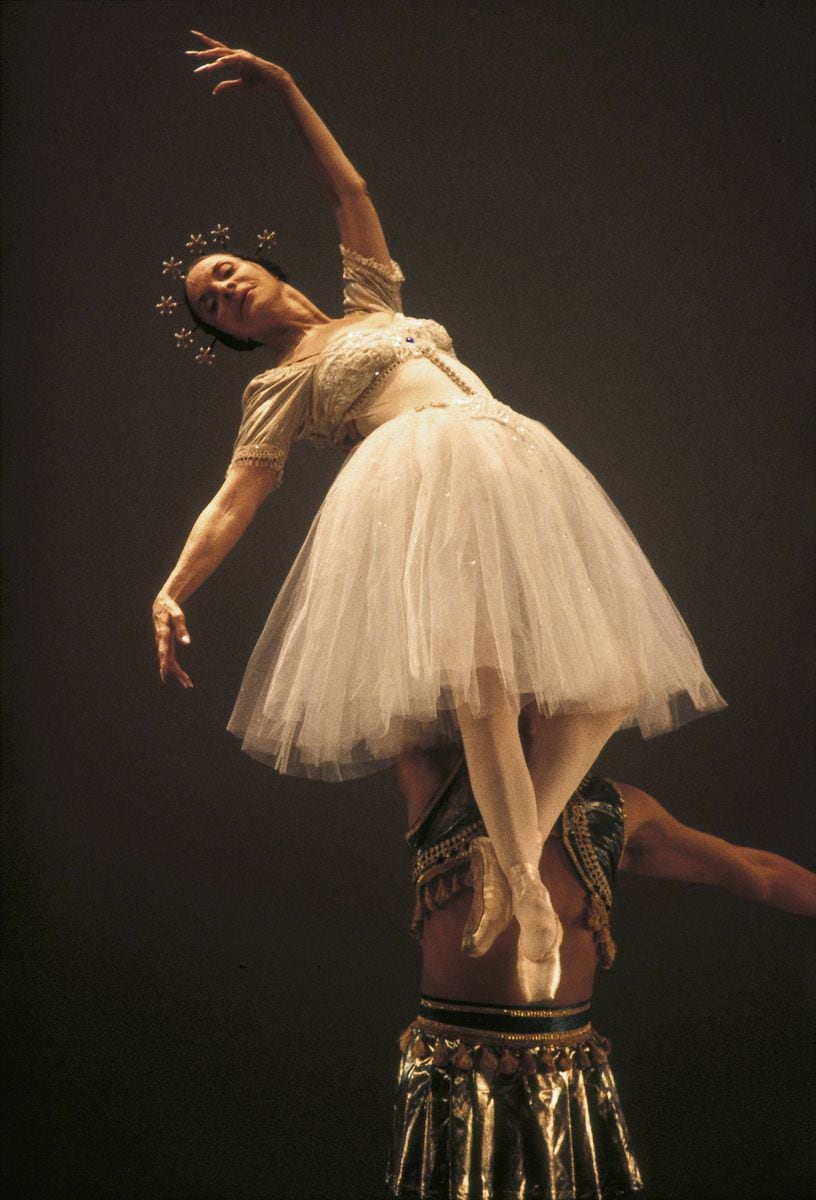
[341,244,405,315]
[229,367,313,486]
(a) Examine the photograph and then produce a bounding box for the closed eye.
[203,261,234,316]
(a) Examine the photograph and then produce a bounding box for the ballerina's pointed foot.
[508,862,564,1001]
[515,919,563,1001]
[461,837,514,957]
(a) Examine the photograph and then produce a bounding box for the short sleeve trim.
[229,443,286,484]
[340,243,405,284]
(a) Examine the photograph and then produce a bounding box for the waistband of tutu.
[417,994,592,1043]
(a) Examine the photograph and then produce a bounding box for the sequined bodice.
[311,313,457,437]
[230,247,519,478]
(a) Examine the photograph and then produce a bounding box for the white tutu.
[228,398,725,780]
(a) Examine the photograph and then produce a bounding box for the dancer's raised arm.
[187,31,391,264]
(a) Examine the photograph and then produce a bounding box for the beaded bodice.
[230,245,505,479]
[312,313,456,429]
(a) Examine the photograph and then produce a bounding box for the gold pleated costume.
[387,998,643,1200]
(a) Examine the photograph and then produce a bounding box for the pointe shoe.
[515,928,562,1002]
[461,837,514,957]
[507,862,564,1002]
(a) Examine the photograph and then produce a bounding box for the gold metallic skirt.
[387,997,644,1200]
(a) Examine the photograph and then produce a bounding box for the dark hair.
[183,253,289,353]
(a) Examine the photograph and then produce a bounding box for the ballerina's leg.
[455,672,541,876]
[455,673,635,994]
[456,669,563,975]
[522,706,635,842]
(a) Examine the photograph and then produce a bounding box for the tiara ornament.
[162,257,185,279]
[174,328,194,350]
[155,224,278,366]
[185,232,209,254]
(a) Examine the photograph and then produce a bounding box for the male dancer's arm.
[618,785,816,916]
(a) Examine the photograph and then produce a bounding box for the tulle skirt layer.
[229,399,725,779]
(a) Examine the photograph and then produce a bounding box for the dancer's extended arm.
[187,31,390,263]
[152,464,279,687]
[619,785,816,916]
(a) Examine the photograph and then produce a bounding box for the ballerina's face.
[184,253,283,343]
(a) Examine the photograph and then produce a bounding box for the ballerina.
[153,32,725,1001]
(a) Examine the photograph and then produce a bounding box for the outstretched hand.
[186,30,292,95]
[153,594,193,688]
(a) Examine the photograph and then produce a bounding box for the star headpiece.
[155,224,279,365]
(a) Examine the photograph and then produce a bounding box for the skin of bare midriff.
[419,836,601,1006]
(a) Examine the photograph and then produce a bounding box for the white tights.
[456,673,631,878]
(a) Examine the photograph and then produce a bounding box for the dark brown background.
[2,1,814,1197]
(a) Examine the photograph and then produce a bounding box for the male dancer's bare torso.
[419,833,602,1005]
[396,739,816,1006]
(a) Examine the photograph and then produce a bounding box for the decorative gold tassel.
[410,893,425,940]
[575,1045,592,1070]
[479,1046,500,1074]
[433,877,450,905]
[499,1050,519,1075]
[586,894,618,968]
[520,1050,539,1075]
[556,1048,573,1071]
[586,894,606,932]
[452,1042,474,1069]
[539,1050,557,1074]
[589,1042,608,1066]
[412,1034,429,1060]
[432,1039,450,1067]
[598,922,617,968]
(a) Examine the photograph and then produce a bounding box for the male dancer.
[388,734,815,1199]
